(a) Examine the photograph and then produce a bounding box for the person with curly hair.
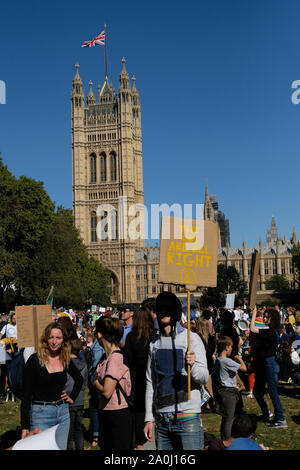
[20,321,83,449]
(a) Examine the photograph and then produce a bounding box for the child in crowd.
[205,413,270,450]
[213,336,247,440]
[65,338,88,450]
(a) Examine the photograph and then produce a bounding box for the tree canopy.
[0,157,111,311]
[201,264,248,308]
[265,274,290,291]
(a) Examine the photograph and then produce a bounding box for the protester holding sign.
[144,292,209,450]
[20,322,83,449]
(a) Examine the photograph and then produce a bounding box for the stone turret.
[204,183,215,222]
[292,226,298,245]
[86,81,96,106]
[71,63,84,106]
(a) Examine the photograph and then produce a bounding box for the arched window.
[100,152,107,182]
[110,152,117,181]
[90,153,97,183]
[91,211,97,242]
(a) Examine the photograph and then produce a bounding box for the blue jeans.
[253,356,285,422]
[265,356,285,421]
[89,391,100,438]
[156,414,204,450]
[30,402,70,450]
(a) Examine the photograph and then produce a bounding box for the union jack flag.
[82,30,105,47]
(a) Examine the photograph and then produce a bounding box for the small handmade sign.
[16,305,52,350]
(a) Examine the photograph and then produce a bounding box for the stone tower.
[71,59,144,304]
[266,216,279,246]
[203,183,230,247]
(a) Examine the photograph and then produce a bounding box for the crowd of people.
[0,298,299,451]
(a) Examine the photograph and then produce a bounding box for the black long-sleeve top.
[123,328,155,412]
[21,353,83,429]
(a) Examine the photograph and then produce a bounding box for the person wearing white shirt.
[0,312,18,398]
[0,312,18,340]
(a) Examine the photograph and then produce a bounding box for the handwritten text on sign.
[158,217,218,287]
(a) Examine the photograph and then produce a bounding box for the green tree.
[201,264,248,308]
[22,207,111,309]
[265,274,290,291]
[0,159,18,304]
[0,157,111,311]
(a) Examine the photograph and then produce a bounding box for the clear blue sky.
[0,0,299,247]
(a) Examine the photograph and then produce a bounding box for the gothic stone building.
[71,59,144,304]
[71,62,298,304]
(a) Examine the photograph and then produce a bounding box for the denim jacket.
[145,322,208,422]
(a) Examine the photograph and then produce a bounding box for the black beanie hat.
[155,291,182,322]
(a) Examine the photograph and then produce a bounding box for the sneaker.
[268,419,288,428]
[260,412,273,423]
[247,392,254,398]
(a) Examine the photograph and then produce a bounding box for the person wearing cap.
[143,292,209,450]
[119,304,134,348]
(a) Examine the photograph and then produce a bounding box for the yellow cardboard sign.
[158,216,218,287]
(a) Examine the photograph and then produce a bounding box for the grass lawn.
[0,384,299,450]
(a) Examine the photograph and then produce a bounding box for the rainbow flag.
[255,317,269,329]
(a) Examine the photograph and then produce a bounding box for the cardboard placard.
[249,252,260,309]
[16,305,53,350]
[158,217,218,287]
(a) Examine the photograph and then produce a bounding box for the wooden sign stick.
[185,284,196,401]
[187,289,191,400]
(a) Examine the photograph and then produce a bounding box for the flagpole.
[104,23,108,79]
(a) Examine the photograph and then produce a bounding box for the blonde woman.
[21,322,83,449]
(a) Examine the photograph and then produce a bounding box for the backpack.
[84,346,94,376]
[83,346,96,389]
[7,348,25,400]
[111,350,135,410]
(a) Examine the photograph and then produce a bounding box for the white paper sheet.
[12,425,61,450]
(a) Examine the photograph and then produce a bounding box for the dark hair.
[141,297,156,313]
[202,309,212,321]
[265,308,281,330]
[132,307,154,345]
[231,414,257,438]
[217,336,233,355]
[220,309,234,326]
[56,316,78,340]
[122,304,134,312]
[155,292,182,321]
[70,338,83,356]
[95,316,123,344]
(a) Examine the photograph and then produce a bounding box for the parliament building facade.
[71,61,298,305]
